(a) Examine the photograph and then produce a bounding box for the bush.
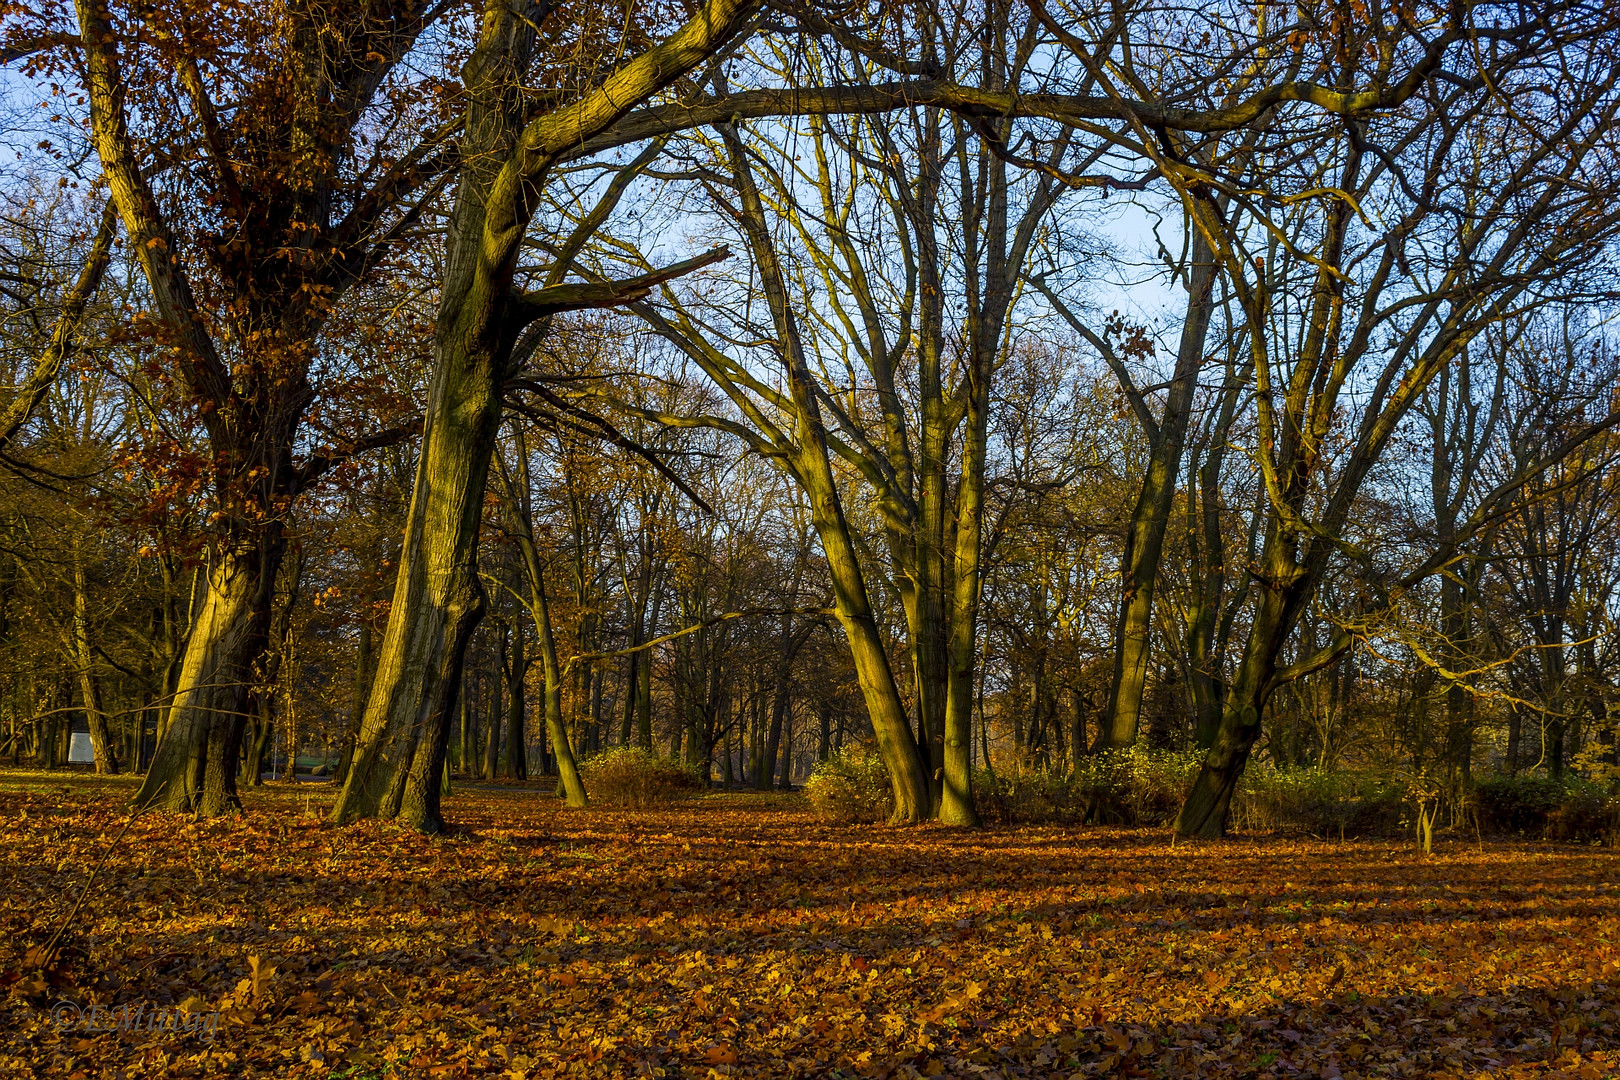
[578,747,703,807]
[974,748,1202,825]
[1476,774,1620,842]
[805,744,893,823]
[973,767,1087,824]
[805,742,1620,844]
[1474,774,1571,835]
[1086,746,1204,824]
[1546,787,1620,845]
[1231,767,1405,837]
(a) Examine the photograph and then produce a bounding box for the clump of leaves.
[577,747,702,807]
[804,743,892,823]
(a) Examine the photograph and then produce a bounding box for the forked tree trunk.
[1174,537,1298,838]
[327,346,495,830]
[133,543,278,815]
[331,0,763,830]
[718,126,933,821]
[243,694,272,786]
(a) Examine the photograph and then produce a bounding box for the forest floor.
[1,772,1617,1079]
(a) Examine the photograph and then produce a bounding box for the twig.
[30,805,144,969]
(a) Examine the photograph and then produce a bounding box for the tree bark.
[71,552,117,774]
[504,621,527,779]
[133,542,279,815]
[1100,234,1216,748]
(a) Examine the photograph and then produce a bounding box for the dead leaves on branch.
[0,776,1618,1077]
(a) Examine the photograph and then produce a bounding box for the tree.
[333,0,759,830]
[2,0,462,814]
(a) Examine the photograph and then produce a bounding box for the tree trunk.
[71,554,117,774]
[533,573,587,806]
[506,479,588,804]
[719,125,931,821]
[1186,361,1243,750]
[1101,237,1216,748]
[620,545,654,746]
[485,624,505,780]
[761,666,789,791]
[637,581,662,750]
[1174,534,1299,838]
[243,692,272,785]
[133,542,279,816]
[776,700,794,790]
[939,347,986,826]
[721,724,734,788]
[328,287,499,829]
[331,0,756,832]
[334,616,372,785]
[505,623,527,779]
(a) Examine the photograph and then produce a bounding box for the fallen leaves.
[0,775,1617,1078]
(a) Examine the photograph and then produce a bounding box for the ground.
[1,773,1617,1079]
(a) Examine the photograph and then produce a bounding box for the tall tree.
[332,0,758,831]
[24,0,455,814]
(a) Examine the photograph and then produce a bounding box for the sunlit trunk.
[134,541,279,815]
[328,342,498,830]
[511,489,587,801]
[939,375,985,826]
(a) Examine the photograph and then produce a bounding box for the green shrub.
[1474,774,1570,835]
[1071,746,1203,825]
[578,747,703,807]
[973,767,1088,824]
[805,744,893,823]
[1232,767,1405,837]
[1475,774,1619,842]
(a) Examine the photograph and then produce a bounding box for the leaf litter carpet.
[1,777,1617,1078]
